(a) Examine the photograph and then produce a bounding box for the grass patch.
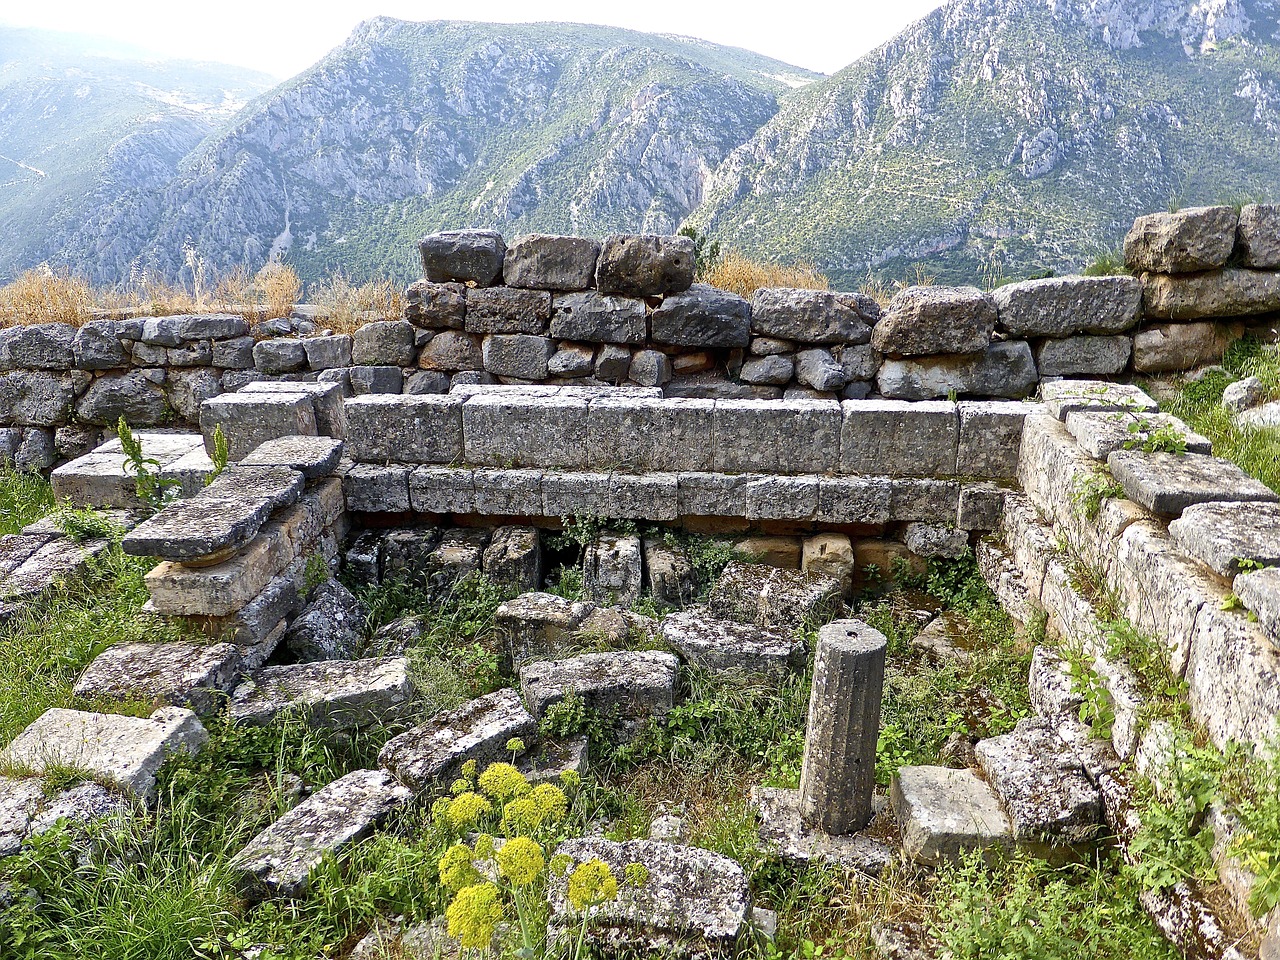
[701,250,829,299]
[0,468,57,536]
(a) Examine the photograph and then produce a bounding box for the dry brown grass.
[701,250,829,299]
[0,268,96,327]
[312,273,405,335]
[255,263,302,320]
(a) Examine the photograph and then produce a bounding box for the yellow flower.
[501,797,541,837]
[473,833,496,860]
[506,737,526,754]
[528,783,568,823]
[559,769,582,792]
[460,759,478,781]
[445,882,504,949]
[446,791,493,830]
[478,762,530,802]
[623,862,649,888]
[567,859,619,912]
[438,843,480,893]
[549,853,573,877]
[496,835,545,887]
[449,778,470,796]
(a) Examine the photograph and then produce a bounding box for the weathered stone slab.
[482,526,542,592]
[462,393,589,468]
[231,768,412,899]
[815,477,892,524]
[1039,379,1158,421]
[345,395,464,464]
[957,400,1035,479]
[541,472,678,521]
[496,593,595,665]
[378,688,536,792]
[891,766,1013,866]
[1064,410,1211,461]
[712,398,840,475]
[253,339,307,374]
[302,335,353,370]
[1169,501,1280,577]
[344,463,411,513]
[285,579,367,662]
[1034,335,1132,376]
[1133,320,1242,372]
[739,354,794,386]
[405,280,467,328]
[408,466,475,514]
[871,286,996,356]
[1234,566,1280,651]
[73,641,242,715]
[582,534,643,607]
[750,288,872,344]
[890,478,961,523]
[1237,203,1280,269]
[707,561,842,631]
[503,234,600,290]
[1028,645,1082,718]
[595,234,695,298]
[975,718,1103,855]
[419,230,506,286]
[752,786,894,875]
[550,291,646,344]
[229,657,415,729]
[240,436,344,479]
[546,837,751,957]
[661,609,805,674]
[1107,450,1278,516]
[1124,206,1238,273]
[520,651,679,740]
[200,392,317,460]
[0,534,108,602]
[876,342,1037,400]
[1143,269,1280,320]
[473,468,544,515]
[3,707,207,802]
[650,285,751,349]
[0,370,77,426]
[1186,603,1280,750]
[740,476,820,521]
[841,400,958,478]
[587,396,716,473]
[993,275,1142,337]
[122,466,304,561]
[237,381,347,439]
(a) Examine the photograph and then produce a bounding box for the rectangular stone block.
[1017,414,1100,528]
[1039,380,1158,421]
[1001,493,1058,605]
[587,397,715,473]
[342,463,409,513]
[1186,603,1280,750]
[816,477,892,525]
[957,483,1007,531]
[957,401,1036,479]
[344,395,464,464]
[200,392,317,461]
[409,466,476,514]
[741,476,819,521]
[542,472,678,521]
[1108,450,1279,517]
[714,399,841,475]
[146,524,294,617]
[677,473,747,518]
[841,400,958,478]
[473,468,544,516]
[462,394,589,468]
[239,380,347,439]
[1065,410,1211,461]
[889,479,960,523]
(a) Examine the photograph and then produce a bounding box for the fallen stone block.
[422,528,488,599]
[72,641,242,716]
[903,522,968,559]
[231,768,412,899]
[891,766,1013,866]
[495,593,594,667]
[993,275,1142,337]
[1107,450,1278,517]
[1,534,110,603]
[660,609,805,674]
[583,534,643,607]
[285,579,367,662]
[1169,500,1280,578]
[3,707,207,802]
[707,561,843,631]
[1124,205,1238,273]
[229,657,416,730]
[520,651,679,741]
[378,688,536,792]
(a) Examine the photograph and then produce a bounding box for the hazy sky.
[1,1,947,78]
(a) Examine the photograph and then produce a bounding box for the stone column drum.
[798,618,888,835]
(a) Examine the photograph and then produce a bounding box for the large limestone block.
[542,472,678,521]
[520,651,679,740]
[473,468,545,515]
[1039,379,1158,421]
[3,706,207,801]
[141,313,247,343]
[650,284,751,349]
[841,399,958,478]
[483,526,542,592]
[200,392,317,461]
[713,398,841,475]
[378,688,537,792]
[503,234,600,291]
[229,657,416,729]
[418,331,483,372]
[587,396,715,473]
[1143,270,1280,321]
[408,465,475,514]
[582,534,643,607]
[496,592,595,665]
[957,400,1036,479]
[145,524,294,617]
[1235,566,1280,651]
[284,579,367,662]
[239,381,347,439]
[231,768,412,899]
[1064,410,1210,461]
[1108,450,1278,517]
[345,395,464,465]
[660,609,805,674]
[1237,204,1280,269]
[1017,414,1108,526]
[890,478,961,523]
[891,766,1013,866]
[352,321,416,367]
[546,838,751,957]
[405,279,466,329]
[1186,603,1280,750]
[465,288,552,335]
[595,234,695,298]
[549,291,646,344]
[871,286,996,356]
[750,288,872,344]
[993,275,1142,337]
[0,322,75,369]
[72,641,242,716]
[876,341,1037,400]
[1170,501,1280,577]
[1133,320,1243,372]
[1034,335,1132,376]
[253,339,306,374]
[72,320,128,370]
[815,477,892,525]
[462,394,589,468]
[707,561,843,631]
[482,334,555,379]
[0,371,77,426]
[1124,205,1238,273]
[419,230,506,286]
[344,463,411,512]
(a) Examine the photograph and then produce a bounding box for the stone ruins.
[2,203,1280,957]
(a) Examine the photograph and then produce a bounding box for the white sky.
[1,1,947,78]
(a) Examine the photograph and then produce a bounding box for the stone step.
[122,465,305,562]
[72,641,242,715]
[199,391,319,461]
[229,657,416,730]
[240,435,345,479]
[659,608,805,674]
[1108,450,1279,517]
[1169,500,1280,577]
[518,651,680,744]
[51,432,204,508]
[1040,379,1159,421]
[890,765,1013,866]
[1064,409,1211,461]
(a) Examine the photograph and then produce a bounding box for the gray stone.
[408,465,475,513]
[503,234,600,290]
[975,718,1103,853]
[148,314,248,342]
[131,341,168,365]
[650,284,751,349]
[1222,375,1267,412]
[1170,501,1280,577]
[1143,270,1280,322]
[660,609,805,674]
[1237,203,1280,269]
[12,426,53,472]
[351,321,415,367]
[957,400,1034,479]
[343,531,382,587]
[750,337,793,356]
[378,688,536,792]
[629,349,671,388]
[840,343,881,382]
[816,477,892,524]
[72,320,128,370]
[587,396,715,472]
[0,322,75,369]
[72,641,241,716]
[417,331,483,372]
[54,424,104,461]
[714,398,841,474]
[1184,603,1280,751]
[165,368,222,422]
[229,657,416,729]
[1065,410,1211,461]
[253,338,308,374]
[876,341,1037,400]
[345,394,464,464]
[739,354,794,386]
[542,472,678,521]
[594,343,632,382]
[241,436,343,479]
[548,344,595,378]
[1108,450,1278,516]
[582,534,643,607]
[1029,645,1083,718]
[403,370,451,395]
[483,334,555,379]
[474,468,544,515]
[666,375,781,400]
[212,336,256,369]
[483,526,542,592]
[462,394,588,468]
[345,365,402,394]
[1034,335,1132,376]
[520,651,679,741]
[752,786,894,875]
[1240,399,1280,430]
[496,592,595,665]
[168,340,213,367]
[872,286,996,356]
[993,276,1142,337]
[546,837,750,957]
[957,483,1006,531]
[1133,320,1242,371]
[1,776,124,857]
[405,280,467,329]
[643,538,696,609]
[903,523,968,559]
[750,288,872,344]
[911,611,978,666]
[76,370,169,426]
[231,768,412,899]
[422,528,489,599]
[343,463,410,512]
[465,287,552,336]
[596,234,695,297]
[419,230,506,286]
[200,391,317,460]
[2,706,206,802]
[549,292,646,344]
[891,766,1013,865]
[841,399,958,477]
[794,348,846,391]
[380,528,443,583]
[1234,566,1280,649]
[707,561,843,632]
[1039,379,1158,421]
[284,580,367,662]
[1124,205,1238,273]
[121,465,304,561]
[300,335,352,370]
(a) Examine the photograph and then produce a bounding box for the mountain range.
[1,1,1278,290]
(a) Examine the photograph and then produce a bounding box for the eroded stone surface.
[891,766,1013,866]
[241,436,344,479]
[595,234,695,298]
[284,580,368,662]
[660,609,805,674]
[993,276,1142,337]
[1235,566,1280,651]
[752,786,894,876]
[583,534,642,607]
[73,641,242,716]
[872,286,996,356]
[1039,380,1158,421]
[1124,205,1237,273]
[519,651,679,741]
[419,230,506,286]
[707,561,843,631]
[230,658,416,730]
[1169,501,1280,577]
[496,592,595,665]
[1064,410,1211,461]
[1108,450,1279,516]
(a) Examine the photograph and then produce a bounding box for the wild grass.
[0,268,96,327]
[312,272,405,334]
[701,250,829,299]
[0,468,57,536]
